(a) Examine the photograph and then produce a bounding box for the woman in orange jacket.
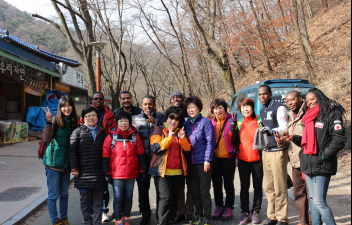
[229,97,263,224]
[149,106,191,225]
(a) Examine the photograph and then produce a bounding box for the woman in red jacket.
[102,111,148,225]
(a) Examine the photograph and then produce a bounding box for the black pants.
[177,176,194,216]
[154,176,183,225]
[212,158,236,208]
[190,163,213,220]
[137,158,152,219]
[238,159,263,213]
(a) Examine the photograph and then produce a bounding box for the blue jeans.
[45,167,70,222]
[113,179,135,220]
[305,174,335,225]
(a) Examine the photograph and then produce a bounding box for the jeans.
[212,158,236,208]
[154,176,183,225]
[45,167,70,223]
[305,174,335,225]
[238,159,263,213]
[113,179,135,220]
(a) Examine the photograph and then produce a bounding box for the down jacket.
[132,110,165,158]
[102,126,147,179]
[184,114,215,164]
[149,126,192,177]
[293,109,346,176]
[69,124,107,188]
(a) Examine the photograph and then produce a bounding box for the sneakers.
[251,211,260,224]
[200,217,210,225]
[102,212,110,222]
[124,217,131,225]
[115,219,124,225]
[211,206,225,220]
[53,219,64,225]
[140,217,151,225]
[239,212,250,224]
[221,207,233,221]
[193,215,202,225]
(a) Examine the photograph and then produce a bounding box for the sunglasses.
[93,97,104,101]
[169,115,180,122]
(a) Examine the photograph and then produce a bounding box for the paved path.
[20,170,301,225]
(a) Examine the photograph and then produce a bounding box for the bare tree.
[33,0,96,95]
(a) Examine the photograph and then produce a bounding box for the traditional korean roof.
[0,29,80,67]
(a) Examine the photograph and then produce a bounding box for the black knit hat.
[169,90,184,103]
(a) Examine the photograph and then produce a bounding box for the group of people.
[42,85,346,225]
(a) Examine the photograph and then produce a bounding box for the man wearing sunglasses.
[169,91,195,224]
[133,95,165,225]
[113,91,142,117]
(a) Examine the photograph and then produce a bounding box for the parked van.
[229,79,315,118]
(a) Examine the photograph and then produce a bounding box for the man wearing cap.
[169,91,195,224]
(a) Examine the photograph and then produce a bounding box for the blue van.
[228,79,315,118]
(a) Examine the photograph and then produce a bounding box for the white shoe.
[102,212,110,222]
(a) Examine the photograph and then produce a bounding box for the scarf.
[301,105,320,155]
[190,113,201,123]
[164,123,180,133]
[86,124,98,141]
[121,128,132,139]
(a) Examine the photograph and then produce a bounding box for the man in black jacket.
[258,85,289,225]
[113,91,142,117]
[133,95,164,225]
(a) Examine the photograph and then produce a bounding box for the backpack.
[110,133,137,152]
[38,120,59,159]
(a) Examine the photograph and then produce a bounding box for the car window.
[247,91,257,100]
[231,96,238,110]
[271,87,311,108]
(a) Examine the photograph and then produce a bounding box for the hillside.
[0,0,68,55]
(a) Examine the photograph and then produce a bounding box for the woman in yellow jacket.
[149,106,191,225]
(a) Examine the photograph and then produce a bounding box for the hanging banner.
[25,78,48,96]
[59,63,88,90]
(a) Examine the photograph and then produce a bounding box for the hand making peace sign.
[178,127,186,139]
[206,108,214,121]
[42,107,53,123]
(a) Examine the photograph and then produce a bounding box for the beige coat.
[278,103,305,168]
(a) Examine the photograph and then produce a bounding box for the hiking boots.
[53,219,64,225]
[251,211,261,224]
[221,207,233,221]
[239,212,250,224]
[211,206,225,220]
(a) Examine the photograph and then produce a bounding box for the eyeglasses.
[169,115,180,122]
[85,115,98,119]
[93,97,104,101]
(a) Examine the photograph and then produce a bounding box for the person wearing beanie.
[169,91,184,107]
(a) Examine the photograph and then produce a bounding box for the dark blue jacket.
[184,114,215,164]
[113,106,142,117]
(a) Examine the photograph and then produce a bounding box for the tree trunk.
[304,0,313,19]
[249,0,274,74]
[292,0,316,82]
[297,0,316,62]
[233,51,247,76]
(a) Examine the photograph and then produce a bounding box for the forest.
[1,0,351,119]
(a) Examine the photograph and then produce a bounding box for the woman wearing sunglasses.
[149,106,191,225]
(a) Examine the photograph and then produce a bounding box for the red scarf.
[302,105,320,155]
